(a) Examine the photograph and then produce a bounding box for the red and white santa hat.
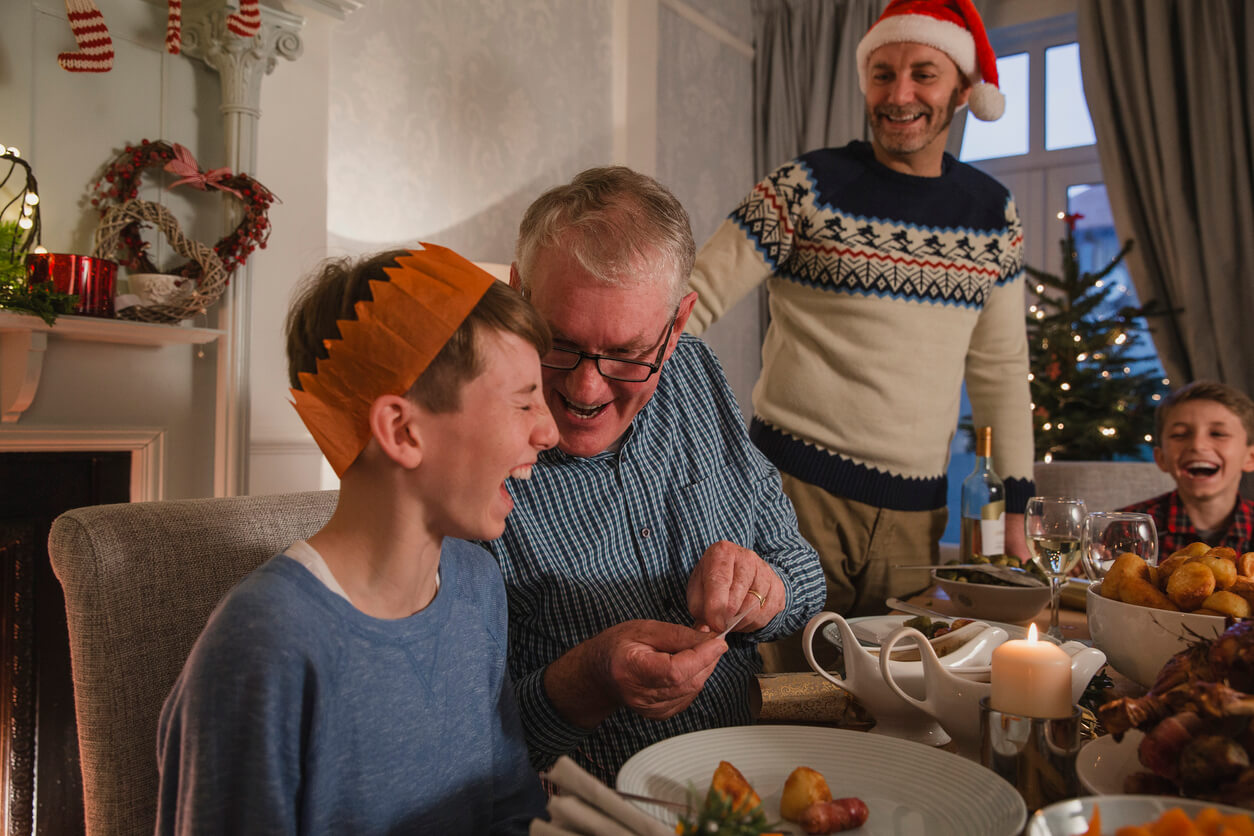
[856,0,1005,122]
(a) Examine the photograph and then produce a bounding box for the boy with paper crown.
[155,245,556,835]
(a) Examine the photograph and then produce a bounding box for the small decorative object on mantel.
[93,199,227,324]
[94,199,226,323]
[0,144,79,324]
[26,252,117,318]
[89,139,276,288]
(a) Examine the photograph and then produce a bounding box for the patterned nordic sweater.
[688,140,1035,512]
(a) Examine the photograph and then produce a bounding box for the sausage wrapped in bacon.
[800,797,869,833]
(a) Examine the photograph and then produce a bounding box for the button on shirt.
[482,335,825,783]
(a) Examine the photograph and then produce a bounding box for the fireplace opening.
[1,452,131,836]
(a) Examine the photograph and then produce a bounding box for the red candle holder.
[25,253,118,318]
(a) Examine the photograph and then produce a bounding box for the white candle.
[990,624,1073,718]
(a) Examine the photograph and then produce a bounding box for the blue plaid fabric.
[482,335,824,783]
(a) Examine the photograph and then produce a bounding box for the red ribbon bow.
[163,143,243,199]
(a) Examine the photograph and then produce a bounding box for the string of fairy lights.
[1025,210,1169,463]
[1,142,46,261]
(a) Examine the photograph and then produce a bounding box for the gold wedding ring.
[748,588,765,608]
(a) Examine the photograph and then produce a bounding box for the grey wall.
[326,0,614,263]
[657,0,760,417]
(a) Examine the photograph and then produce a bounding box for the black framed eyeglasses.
[540,313,678,383]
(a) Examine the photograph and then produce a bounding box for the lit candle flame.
[1026,623,1038,643]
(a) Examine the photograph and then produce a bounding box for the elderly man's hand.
[687,540,785,634]
[602,620,728,720]
[545,620,728,727]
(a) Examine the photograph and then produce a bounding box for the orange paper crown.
[290,243,495,477]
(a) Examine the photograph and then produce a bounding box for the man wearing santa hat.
[686,0,1036,670]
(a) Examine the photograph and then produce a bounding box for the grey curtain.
[751,0,884,178]
[1078,0,1254,397]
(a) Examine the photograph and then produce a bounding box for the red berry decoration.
[89,139,277,283]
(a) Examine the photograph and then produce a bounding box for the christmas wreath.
[89,139,276,281]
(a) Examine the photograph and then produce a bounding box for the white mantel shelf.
[0,311,225,423]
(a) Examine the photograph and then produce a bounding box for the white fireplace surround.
[0,428,165,503]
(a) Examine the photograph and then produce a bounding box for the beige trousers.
[759,473,948,673]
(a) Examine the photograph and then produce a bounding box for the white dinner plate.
[616,725,1026,836]
[1075,730,1144,795]
[1027,794,1253,835]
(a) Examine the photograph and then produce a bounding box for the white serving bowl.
[1027,794,1252,836]
[1086,582,1227,689]
[931,568,1051,623]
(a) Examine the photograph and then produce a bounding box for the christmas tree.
[1025,212,1172,462]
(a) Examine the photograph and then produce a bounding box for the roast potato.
[1199,590,1252,620]
[1187,555,1238,590]
[1238,552,1254,578]
[709,760,760,814]
[1204,546,1238,562]
[1103,552,1151,601]
[1171,541,1212,559]
[1155,553,1191,586]
[780,766,832,822]
[1120,575,1179,611]
[1165,562,1216,611]
[1230,576,1254,605]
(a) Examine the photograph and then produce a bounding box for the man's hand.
[544,620,728,728]
[687,540,785,634]
[1005,512,1030,564]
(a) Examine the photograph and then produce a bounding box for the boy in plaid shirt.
[1122,381,1254,555]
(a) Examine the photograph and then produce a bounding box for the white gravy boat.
[878,626,1107,758]
[802,612,1008,746]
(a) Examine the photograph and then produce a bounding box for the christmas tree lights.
[1024,212,1171,461]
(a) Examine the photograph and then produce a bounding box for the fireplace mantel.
[0,311,224,423]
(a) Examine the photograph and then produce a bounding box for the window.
[1045,44,1096,151]
[959,52,1029,161]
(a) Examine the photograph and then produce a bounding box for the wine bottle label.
[980,501,1005,556]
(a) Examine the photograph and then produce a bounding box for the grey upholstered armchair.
[1031,460,1176,511]
[47,490,338,836]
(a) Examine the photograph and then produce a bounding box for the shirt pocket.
[669,467,758,573]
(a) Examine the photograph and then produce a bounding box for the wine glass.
[1024,496,1087,640]
[1082,511,1158,582]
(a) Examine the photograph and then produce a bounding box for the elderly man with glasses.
[481,166,824,783]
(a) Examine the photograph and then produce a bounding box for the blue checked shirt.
[482,335,825,783]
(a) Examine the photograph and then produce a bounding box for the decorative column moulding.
[181,6,305,123]
[180,2,304,497]
[0,311,223,424]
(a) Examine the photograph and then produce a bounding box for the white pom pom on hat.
[856,0,1006,122]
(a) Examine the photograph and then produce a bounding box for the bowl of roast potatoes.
[1087,542,1253,688]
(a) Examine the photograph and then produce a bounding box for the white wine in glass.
[1024,496,1087,640]
[1028,534,1083,576]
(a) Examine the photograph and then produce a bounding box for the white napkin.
[529,756,675,836]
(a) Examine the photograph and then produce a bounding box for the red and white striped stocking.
[58,0,113,73]
[165,0,182,55]
[227,0,261,39]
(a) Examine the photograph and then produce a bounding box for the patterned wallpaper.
[328,0,612,264]
[326,0,762,417]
